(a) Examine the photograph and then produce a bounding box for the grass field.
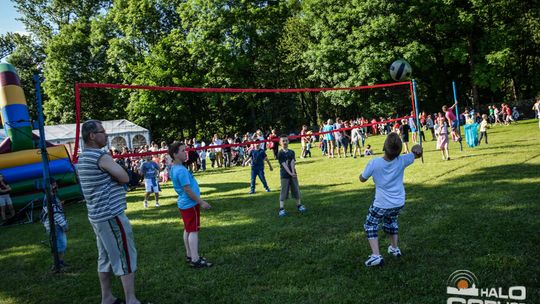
[1,119,539,304]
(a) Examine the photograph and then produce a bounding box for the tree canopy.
[3,0,539,141]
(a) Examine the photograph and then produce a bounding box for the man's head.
[280,135,289,149]
[383,133,402,160]
[442,105,448,112]
[81,120,107,148]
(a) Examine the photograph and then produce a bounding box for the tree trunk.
[250,99,256,131]
[313,93,320,125]
[511,77,518,102]
[467,35,479,110]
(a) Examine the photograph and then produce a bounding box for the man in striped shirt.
[77,120,142,304]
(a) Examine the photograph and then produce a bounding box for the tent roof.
[0,119,148,142]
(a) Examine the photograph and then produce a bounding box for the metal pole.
[452,81,463,151]
[72,83,81,163]
[34,74,61,272]
[412,79,423,163]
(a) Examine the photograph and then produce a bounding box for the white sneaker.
[365,255,384,267]
[155,202,160,207]
[388,246,402,257]
[144,201,148,208]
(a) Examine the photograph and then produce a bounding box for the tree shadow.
[1,164,539,303]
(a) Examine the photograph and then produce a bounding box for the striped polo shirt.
[77,148,126,223]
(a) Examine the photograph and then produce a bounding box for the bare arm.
[281,160,295,177]
[290,159,297,176]
[359,175,368,183]
[183,185,211,209]
[99,154,129,184]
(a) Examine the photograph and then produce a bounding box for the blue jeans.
[201,159,206,171]
[251,167,269,192]
[321,139,327,154]
[53,226,67,253]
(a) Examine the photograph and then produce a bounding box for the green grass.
[1,120,540,304]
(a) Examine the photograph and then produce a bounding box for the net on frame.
[72,81,417,163]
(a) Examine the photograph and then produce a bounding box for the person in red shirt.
[504,103,515,124]
[392,122,400,133]
[419,111,427,142]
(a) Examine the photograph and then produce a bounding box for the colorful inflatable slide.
[0,63,81,209]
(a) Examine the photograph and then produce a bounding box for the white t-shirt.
[351,128,361,142]
[361,153,415,209]
[333,123,343,139]
[480,120,488,132]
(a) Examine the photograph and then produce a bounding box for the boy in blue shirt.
[360,133,422,267]
[168,142,213,268]
[140,156,161,208]
[246,143,273,194]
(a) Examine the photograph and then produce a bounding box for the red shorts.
[179,205,200,232]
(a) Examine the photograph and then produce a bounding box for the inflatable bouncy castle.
[0,63,81,209]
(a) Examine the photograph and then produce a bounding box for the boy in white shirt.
[478,114,489,145]
[359,133,422,267]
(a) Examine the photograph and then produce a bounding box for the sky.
[0,0,26,35]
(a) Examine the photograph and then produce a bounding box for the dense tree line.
[1,0,539,141]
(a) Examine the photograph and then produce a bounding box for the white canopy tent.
[0,119,150,154]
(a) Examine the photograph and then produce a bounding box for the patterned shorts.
[364,205,403,239]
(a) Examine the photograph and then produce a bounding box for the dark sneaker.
[190,257,213,268]
[297,204,307,214]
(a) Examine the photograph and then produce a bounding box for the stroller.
[231,146,244,166]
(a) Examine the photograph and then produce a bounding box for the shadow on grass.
[1,164,539,303]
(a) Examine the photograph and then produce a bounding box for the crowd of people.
[105,100,533,196]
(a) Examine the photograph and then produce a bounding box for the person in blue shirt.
[322,119,335,158]
[360,133,422,267]
[168,141,213,268]
[245,143,273,194]
[140,156,160,208]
